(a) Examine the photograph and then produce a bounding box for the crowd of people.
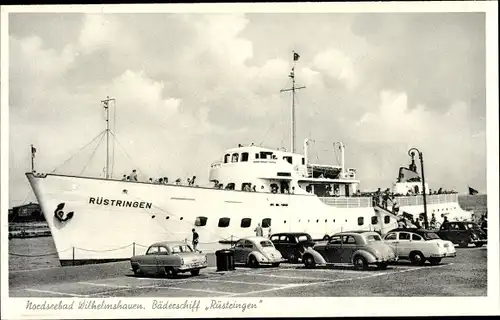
[120,170,198,187]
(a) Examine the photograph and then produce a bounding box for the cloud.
[7,12,487,207]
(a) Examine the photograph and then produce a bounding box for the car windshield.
[170,245,193,253]
[465,223,480,230]
[366,234,382,242]
[297,234,312,242]
[260,240,274,248]
[423,232,440,240]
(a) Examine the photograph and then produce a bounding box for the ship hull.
[25,173,470,266]
[27,173,395,265]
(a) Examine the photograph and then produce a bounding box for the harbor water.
[8,195,487,272]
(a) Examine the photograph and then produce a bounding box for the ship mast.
[280,51,305,153]
[101,96,115,179]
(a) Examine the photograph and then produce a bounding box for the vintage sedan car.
[384,228,456,266]
[270,232,315,263]
[230,237,285,267]
[436,221,487,248]
[130,241,207,277]
[302,231,397,271]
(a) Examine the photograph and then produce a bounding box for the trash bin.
[215,249,235,272]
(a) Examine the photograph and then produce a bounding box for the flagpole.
[280,51,305,153]
[30,144,34,172]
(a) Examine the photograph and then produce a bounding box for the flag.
[468,186,479,195]
[31,145,36,158]
[293,52,300,61]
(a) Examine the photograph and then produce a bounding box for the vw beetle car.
[130,241,207,277]
[270,232,315,263]
[384,228,456,265]
[436,221,487,248]
[230,237,285,267]
[302,231,397,270]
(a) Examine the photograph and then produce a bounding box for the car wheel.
[429,257,442,265]
[353,256,368,271]
[248,255,259,268]
[164,267,177,277]
[303,254,316,269]
[409,251,426,266]
[376,262,388,270]
[475,243,483,247]
[190,269,200,276]
[458,240,468,248]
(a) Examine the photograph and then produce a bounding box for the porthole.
[284,220,287,224]
[166,216,170,219]
[240,218,251,228]
[316,219,319,223]
[195,216,207,226]
[180,217,184,220]
[152,215,156,219]
[218,217,230,228]
[325,219,327,223]
[333,219,335,223]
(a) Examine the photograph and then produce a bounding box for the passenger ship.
[25,56,472,266]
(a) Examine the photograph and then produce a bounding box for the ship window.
[241,183,252,191]
[218,217,230,228]
[283,156,292,164]
[358,217,364,226]
[231,153,239,162]
[255,153,259,159]
[262,218,271,228]
[302,157,305,165]
[371,216,378,225]
[224,154,230,163]
[384,216,390,224]
[195,216,208,227]
[240,218,251,228]
[241,152,249,162]
[225,183,235,190]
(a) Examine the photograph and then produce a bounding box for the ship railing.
[319,196,373,208]
[394,193,458,207]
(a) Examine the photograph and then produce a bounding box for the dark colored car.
[270,232,315,263]
[437,221,487,248]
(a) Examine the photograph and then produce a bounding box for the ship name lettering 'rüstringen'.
[89,197,152,209]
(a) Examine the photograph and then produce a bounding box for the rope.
[74,243,132,252]
[50,130,107,174]
[109,131,149,178]
[9,247,71,257]
[79,131,106,176]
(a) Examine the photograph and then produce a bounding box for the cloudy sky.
[7,10,487,207]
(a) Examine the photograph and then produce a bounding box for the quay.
[10,247,486,298]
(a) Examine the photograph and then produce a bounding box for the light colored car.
[302,231,397,270]
[230,236,285,267]
[384,228,456,265]
[130,241,207,277]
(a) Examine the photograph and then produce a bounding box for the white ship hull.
[26,173,470,266]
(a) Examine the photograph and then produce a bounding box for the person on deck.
[130,170,138,181]
[192,229,199,251]
[430,214,437,229]
[121,175,127,181]
[254,223,263,237]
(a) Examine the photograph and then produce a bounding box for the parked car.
[130,241,207,277]
[436,221,487,248]
[302,231,397,271]
[229,236,285,267]
[270,232,315,263]
[383,228,456,266]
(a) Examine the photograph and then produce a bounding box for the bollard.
[72,247,75,266]
[133,242,136,256]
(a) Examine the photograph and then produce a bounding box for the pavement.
[9,246,486,297]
